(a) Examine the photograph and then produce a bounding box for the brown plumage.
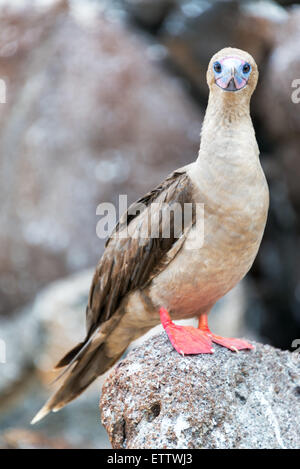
[32,47,269,423]
[32,170,196,421]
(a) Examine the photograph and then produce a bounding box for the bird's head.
[207,47,258,100]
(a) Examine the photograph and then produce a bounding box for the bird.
[32,47,269,424]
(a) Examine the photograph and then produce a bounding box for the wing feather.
[85,169,194,337]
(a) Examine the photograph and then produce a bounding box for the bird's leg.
[159,308,214,355]
[197,313,254,352]
[160,308,254,355]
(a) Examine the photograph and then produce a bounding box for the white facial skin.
[213,56,252,92]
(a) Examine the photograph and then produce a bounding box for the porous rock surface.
[100,333,300,449]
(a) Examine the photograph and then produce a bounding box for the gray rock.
[0,269,110,449]
[0,305,43,402]
[101,332,300,448]
[0,269,92,401]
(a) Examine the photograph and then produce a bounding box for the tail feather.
[55,341,86,369]
[31,311,126,424]
[31,341,124,424]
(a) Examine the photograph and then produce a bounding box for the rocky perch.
[100,333,300,449]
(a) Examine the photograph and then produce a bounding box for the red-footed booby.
[32,47,269,424]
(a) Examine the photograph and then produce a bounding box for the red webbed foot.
[197,313,254,352]
[160,308,254,355]
[160,308,214,355]
[207,334,254,352]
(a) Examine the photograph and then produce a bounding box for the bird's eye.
[213,62,222,73]
[242,63,251,74]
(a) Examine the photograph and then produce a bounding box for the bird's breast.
[149,165,269,319]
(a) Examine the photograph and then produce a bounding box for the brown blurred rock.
[161,0,286,98]
[280,139,300,211]
[0,1,201,316]
[251,6,300,347]
[276,0,300,6]
[0,428,72,449]
[101,332,300,449]
[256,7,300,140]
[123,0,174,30]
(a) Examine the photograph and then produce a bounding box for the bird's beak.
[225,77,238,91]
[215,58,248,92]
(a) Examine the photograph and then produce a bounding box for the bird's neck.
[197,92,258,166]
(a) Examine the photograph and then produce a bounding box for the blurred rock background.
[0,0,299,449]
